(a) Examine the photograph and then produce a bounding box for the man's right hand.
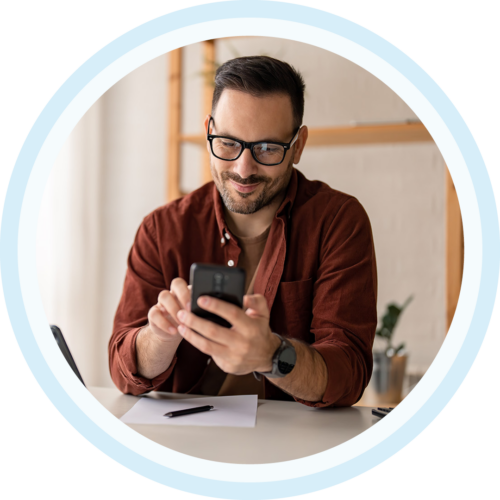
[136,278,191,379]
[147,278,192,343]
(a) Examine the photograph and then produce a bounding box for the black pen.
[164,405,214,418]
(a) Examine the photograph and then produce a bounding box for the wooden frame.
[445,167,464,330]
[165,41,464,331]
[166,48,183,201]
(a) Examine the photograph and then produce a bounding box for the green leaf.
[375,295,414,347]
[394,342,406,354]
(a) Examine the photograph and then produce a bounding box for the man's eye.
[256,144,280,154]
[222,140,238,148]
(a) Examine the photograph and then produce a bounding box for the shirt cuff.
[116,327,177,395]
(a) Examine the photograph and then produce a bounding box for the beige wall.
[37,37,445,388]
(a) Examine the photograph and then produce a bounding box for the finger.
[157,290,183,326]
[178,324,226,358]
[170,277,191,310]
[177,309,232,346]
[244,308,261,319]
[149,305,178,335]
[196,295,250,329]
[243,294,270,318]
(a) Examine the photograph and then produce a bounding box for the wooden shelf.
[307,122,432,146]
[180,122,433,149]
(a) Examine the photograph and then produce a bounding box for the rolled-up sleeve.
[108,214,177,395]
[295,197,377,408]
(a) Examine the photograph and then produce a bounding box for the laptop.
[50,325,86,387]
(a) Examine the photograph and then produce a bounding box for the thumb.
[243,294,269,318]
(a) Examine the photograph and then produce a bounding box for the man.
[109,56,377,407]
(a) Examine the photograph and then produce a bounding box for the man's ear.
[293,126,308,164]
[203,114,212,155]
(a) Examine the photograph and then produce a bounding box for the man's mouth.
[229,180,261,194]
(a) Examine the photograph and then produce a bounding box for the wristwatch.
[254,333,297,380]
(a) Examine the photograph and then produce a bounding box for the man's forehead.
[213,89,295,141]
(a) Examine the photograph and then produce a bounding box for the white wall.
[38,54,167,387]
[37,37,446,387]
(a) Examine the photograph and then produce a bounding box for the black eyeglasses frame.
[206,116,301,166]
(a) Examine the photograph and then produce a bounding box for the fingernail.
[199,296,209,306]
[178,325,186,335]
[177,310,186,321]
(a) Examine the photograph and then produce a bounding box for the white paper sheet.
[120,395,258,427]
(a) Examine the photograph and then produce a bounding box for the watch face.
[277,345,296,375]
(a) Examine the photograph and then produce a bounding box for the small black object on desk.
[164,405,214,418]
[372,407,394,418]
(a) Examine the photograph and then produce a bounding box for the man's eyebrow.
[214,128,291,143]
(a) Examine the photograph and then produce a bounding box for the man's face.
[206,90,303,215]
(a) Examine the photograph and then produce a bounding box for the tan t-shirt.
[198,224,271,398]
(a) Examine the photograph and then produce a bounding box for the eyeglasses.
[206,116,301,166]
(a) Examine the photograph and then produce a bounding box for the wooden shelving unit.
[165,40,463,331]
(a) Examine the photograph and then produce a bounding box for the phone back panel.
[190,263,246,328]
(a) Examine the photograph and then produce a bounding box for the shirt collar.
[213,167,299,238]
[276,166,298,219]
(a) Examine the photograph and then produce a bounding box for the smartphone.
[190,263,246,328]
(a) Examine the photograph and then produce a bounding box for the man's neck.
[224,191,285,238]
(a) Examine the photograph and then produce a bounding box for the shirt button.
[225,233,231,240]
[220,237,225,244]
[228,260,234,267]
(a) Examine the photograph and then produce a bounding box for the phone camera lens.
[214,273,223,292]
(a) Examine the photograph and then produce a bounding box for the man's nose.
[232,148,259,180]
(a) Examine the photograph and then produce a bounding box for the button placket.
[223,230,240,268]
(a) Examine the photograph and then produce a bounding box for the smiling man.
[109,56,378,407]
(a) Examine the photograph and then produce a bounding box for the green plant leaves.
[375,295,413,352]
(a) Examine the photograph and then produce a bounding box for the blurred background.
[36,37,463,404]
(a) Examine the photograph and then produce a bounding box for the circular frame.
[1,2,498,499]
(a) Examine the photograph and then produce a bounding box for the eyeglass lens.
[212,137,285,165]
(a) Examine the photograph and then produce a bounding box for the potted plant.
[363,295,413,405]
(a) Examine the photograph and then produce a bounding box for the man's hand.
[176,291,328,402]
[176,294,281,375]
[147,278,191,343]
[136,278,191,379]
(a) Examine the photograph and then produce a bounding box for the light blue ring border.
[1,1,499,498]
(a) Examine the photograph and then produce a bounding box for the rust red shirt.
[109,168,378,407]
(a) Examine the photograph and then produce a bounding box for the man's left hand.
[176,294,281,375]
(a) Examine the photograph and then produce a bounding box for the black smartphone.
[190,263,246,328]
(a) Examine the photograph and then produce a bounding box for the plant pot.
[359,352,407,406]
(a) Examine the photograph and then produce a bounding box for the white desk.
[90,386,379,464]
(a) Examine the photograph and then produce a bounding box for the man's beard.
[211,157,294,215]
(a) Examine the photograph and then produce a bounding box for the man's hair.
[212,56,306,129]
